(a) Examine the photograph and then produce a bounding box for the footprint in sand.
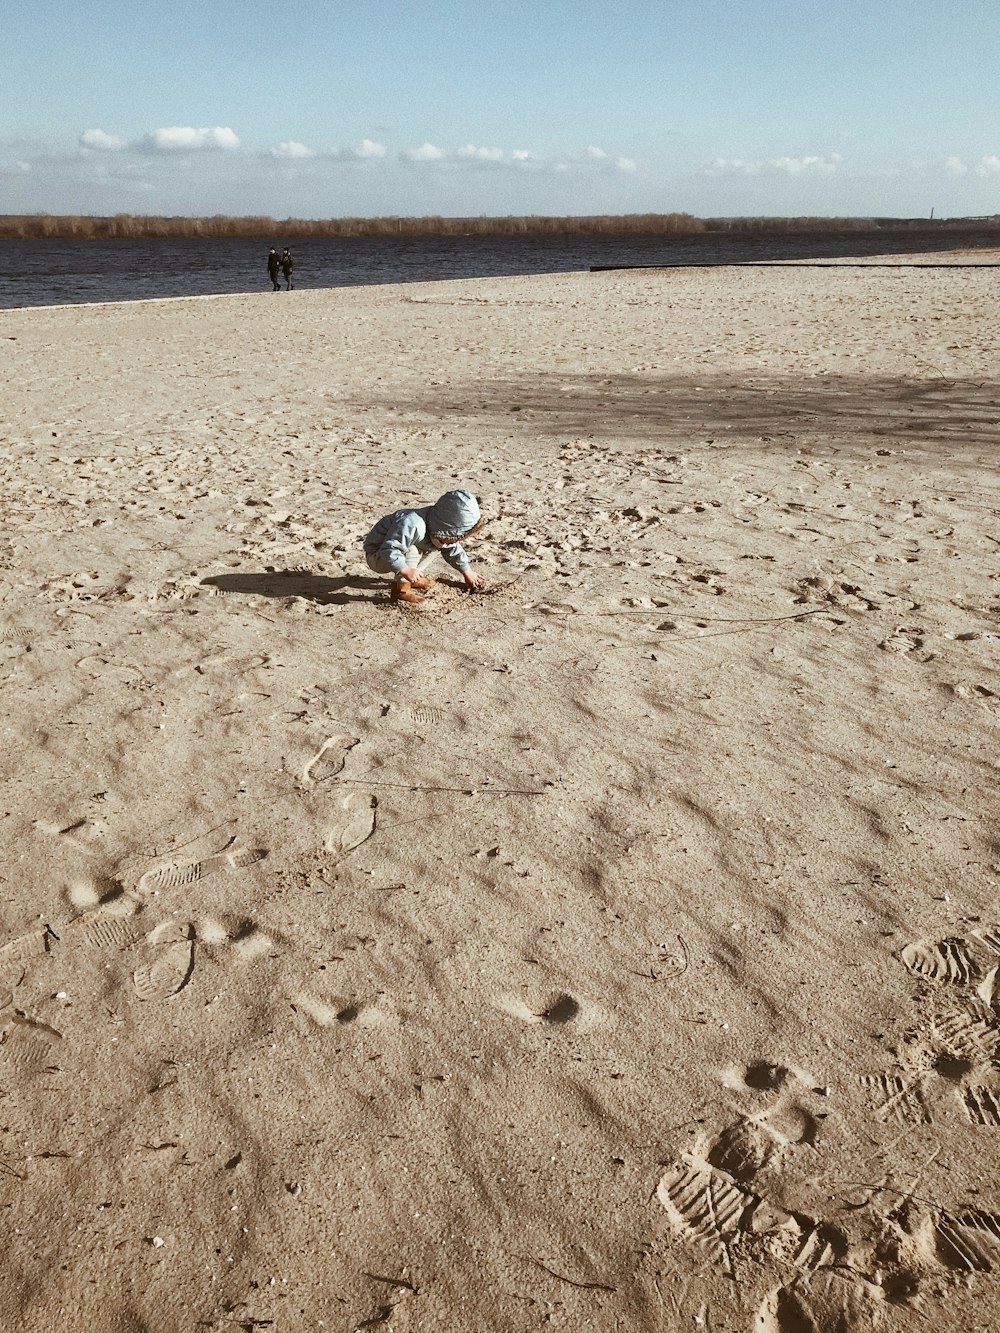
[0,928,56,1008]
[792,577,878,611]
[741,1061,790,1092]
[197,916,279,963]
[132,922,195,1001]
[61,877,145,949]
[0,1013,64,1075]
[865,935,1000,1128]
[137,845,267,896]
[0,927,53,969]
[325,793,376,854]
[686,569,726,596]
[303,734,359,786]
[924,1001,998,1071]
[901,936,978,986]
[706,1117,775,1182]
[656,1157,834,1274]
[962,1085,1000,1127]
[658,1138,875,1333]
[0,627,32,644]
[859,1071,931,1125]
[66,909,145,951]
[879,627,926,655]
[935,1210,1000,1273]
[949,681,998,703]
[290,991,386,1028]
[495,990,590,1027]
[409,705,445,727]
[756,1272,882,1333]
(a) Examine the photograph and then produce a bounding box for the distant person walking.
[280,248,294,290]
[267,246,280,291]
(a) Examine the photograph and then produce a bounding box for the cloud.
[80,129,124,152]
[585,145,636,173]
[271,140,315,159]
[138,126,240,153]
[710,153,841,177]
[771,154,841,176]
[402,141,447,163]
[322,138,388,161]
[711,157,763,176]
[457,144,505,162]
[948,154,1000,177]
[400,141,636,174]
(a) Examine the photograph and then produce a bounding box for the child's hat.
[428,489,480,538]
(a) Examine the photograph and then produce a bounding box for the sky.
[3,0,1000,220]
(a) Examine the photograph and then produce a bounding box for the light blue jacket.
[363,489,480,574]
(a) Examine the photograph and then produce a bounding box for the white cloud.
[80,129,124,152]
[271,140,315,159]
[583,145,635,172]
[457,144,505,162]
[403,142,447,162]
[976,154,1000,175]
[322,138,389,161]
[139,126,240,153]
[710,153,841,177]
[711,157,763,175]
[400,141,636,174]
[771,154,841,176]
[944,156,969,176]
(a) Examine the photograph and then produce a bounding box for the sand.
[1,255,998,1331]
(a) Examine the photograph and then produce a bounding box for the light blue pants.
[364,546,437,577]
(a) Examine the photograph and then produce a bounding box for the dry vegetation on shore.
[0,211,957,240]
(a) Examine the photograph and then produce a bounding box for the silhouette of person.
[280,248,294,290]
[267,247,280,291]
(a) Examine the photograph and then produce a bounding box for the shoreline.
[5,242,1000,317]
[1,260,998,1331]
[5,232,1000,314]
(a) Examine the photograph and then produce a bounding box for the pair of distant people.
[266,247,294,291]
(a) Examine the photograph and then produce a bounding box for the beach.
[1,259,999,1330]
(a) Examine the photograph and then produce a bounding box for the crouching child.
[363,488,485,604]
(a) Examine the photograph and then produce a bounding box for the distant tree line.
[1,212,986,241]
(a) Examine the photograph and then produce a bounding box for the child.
[363,489,485,603]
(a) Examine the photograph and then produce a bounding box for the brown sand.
[1,257,998,1331]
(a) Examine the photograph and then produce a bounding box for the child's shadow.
[201,569,385,606]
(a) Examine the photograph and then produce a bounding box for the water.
[2,226,998,309]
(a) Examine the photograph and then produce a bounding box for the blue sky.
[3,0,999,218]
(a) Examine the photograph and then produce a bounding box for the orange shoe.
[390,577,425,604]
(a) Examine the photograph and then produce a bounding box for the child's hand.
[463,570,485,590]
[398,567,432,590]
